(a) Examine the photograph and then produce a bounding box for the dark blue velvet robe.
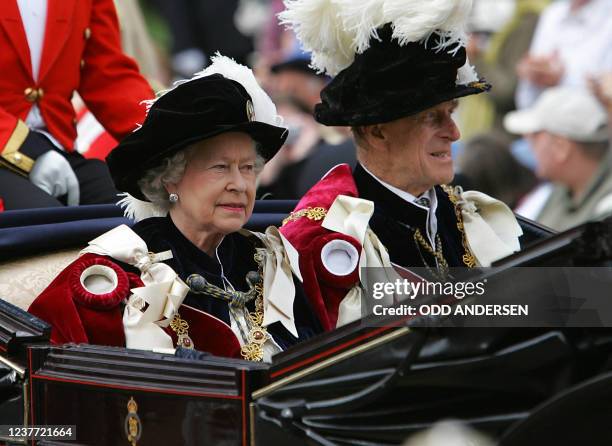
[353,164,471,269]
[131,216,322,350]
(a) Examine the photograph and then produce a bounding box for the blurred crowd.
[455,0,612,231]
[1,0,611,233]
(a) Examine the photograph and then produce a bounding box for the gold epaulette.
[0,120,33,177]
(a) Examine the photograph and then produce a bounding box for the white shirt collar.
[17,0,47,81]
[360,164,437,210]
[360,164,439,247]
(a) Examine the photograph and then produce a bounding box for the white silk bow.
[455,188,523,267]
[322,195,400,327]
[247,227,300,338]
[80,225,189,351]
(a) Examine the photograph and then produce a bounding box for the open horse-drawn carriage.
[1,203,612,445]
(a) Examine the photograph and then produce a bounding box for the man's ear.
[361,124,386,149]
[370,124,384,140]
[554,137,573,163]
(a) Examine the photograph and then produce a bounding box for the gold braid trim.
[441,184,477,268]
[282,206,327,226]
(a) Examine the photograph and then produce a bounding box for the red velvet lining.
[280,164,362,330]
[28,254,129,347]
[68,255,130,310]
[313,233,361,289]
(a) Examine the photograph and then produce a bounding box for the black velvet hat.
[107,72,288,200]
[315,25,491,126]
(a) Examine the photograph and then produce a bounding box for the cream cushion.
[0,248,80,310]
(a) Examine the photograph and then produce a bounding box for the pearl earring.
[169,193,179,203]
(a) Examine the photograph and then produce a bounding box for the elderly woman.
[28,56,322,362]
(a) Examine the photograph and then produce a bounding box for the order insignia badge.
[246,100,255,122]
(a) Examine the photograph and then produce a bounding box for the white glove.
[30,150,80,205]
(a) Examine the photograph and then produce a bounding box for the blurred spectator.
[457,133,538,209]
[589,72,612,129]
[73,0,168,161]
[235,0,272,52]
[270,42,327,114]
[254,0,297,86]
[114,0,167,88]
[148,0,254,79]
[504,87,612,231]
[460,0,548,141]
[258,0,290,65]
[258,46,356,198]
[0,0,154,210]
[515,0,612,109]
[257,96,322,193]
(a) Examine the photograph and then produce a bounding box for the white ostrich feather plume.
[457,58,479,84]
[117,193,167,222]
[194,53,284,127]
[280,0,473,76]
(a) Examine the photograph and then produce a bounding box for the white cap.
[468,0,515,33]
[504,87,609,143]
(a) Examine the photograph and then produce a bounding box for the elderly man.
[505,87,612,231]
[277,0,524,330]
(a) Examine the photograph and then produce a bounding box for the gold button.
[80,59,85,68]
[37,87,44,99]
[13,153,22,164]
[24,87,38,102]
[84,27,91,40]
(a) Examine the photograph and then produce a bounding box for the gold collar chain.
[239,251,269,361]
[183,251,271,361]
[413,228,450,280]
[441,184,477,268]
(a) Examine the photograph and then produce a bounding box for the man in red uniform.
[0,0,154,210]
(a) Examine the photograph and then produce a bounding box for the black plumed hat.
[315,25,490,126]
[107,57,288,200]
[280,0,491,126]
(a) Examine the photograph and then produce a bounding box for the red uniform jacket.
[0,0,154,173]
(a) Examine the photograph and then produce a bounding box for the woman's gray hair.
[136,139,266,215]
[138,149,189,213]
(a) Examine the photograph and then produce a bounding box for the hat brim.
[316,82,490,126]
[503,109,543,136]
[108,121,287,201]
